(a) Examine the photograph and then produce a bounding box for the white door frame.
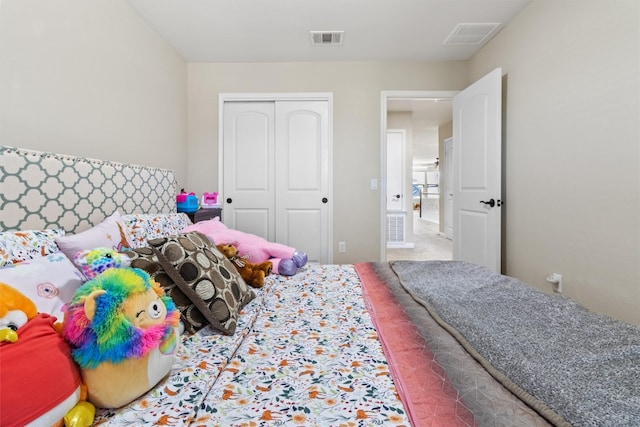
[444,137,454,240]
[380,90,458,261]
[219,92,334,263]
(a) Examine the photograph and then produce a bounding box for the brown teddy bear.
[216,244,273,288]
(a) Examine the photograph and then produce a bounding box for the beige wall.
[187,61,468,263]
[0,0,188,186]
[469,1,640,324]
[3,1,636,324]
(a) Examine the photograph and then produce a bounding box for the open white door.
[452,68,502,272]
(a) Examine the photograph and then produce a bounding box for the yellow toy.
[0,282,95,427]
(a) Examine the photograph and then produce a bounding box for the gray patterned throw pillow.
[123,231,255,335]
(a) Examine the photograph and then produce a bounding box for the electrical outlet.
[338,242,346,253]
[546,273,563,293]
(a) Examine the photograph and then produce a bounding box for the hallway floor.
[386,211,453,261]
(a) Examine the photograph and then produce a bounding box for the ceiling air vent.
[443,23,500,45]
[310,31,344,46]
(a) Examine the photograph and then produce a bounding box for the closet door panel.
[283,209,322,263]
[286,113,321,190]
[223,102,275,241]
[275,101,329,263]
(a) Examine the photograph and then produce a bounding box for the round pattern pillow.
[124,231,255,335]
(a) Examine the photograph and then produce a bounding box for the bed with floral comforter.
[12,147,630,427]
[93,264,411,426]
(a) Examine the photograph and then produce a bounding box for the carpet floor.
[386,212,452,261]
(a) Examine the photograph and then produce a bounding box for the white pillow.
[0,252,84,321]
[120,213,192,248]
[55,211,131,260]
[0,228,65,267]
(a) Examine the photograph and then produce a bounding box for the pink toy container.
[202,192,219,208]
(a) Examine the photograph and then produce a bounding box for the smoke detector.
[443,23,500,45]
[310,31,344,46]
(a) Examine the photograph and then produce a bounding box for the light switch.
[370,178,378,190]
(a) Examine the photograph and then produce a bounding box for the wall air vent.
[310,31,344,46]
[386,213,406,245]
[443,23,500,45]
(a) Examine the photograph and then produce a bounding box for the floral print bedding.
[120,213,193,248]
[0,229,65,267]
[93,264,409,426]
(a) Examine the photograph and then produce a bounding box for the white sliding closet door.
[274,101,329,263]
[223,99,330,263]
[223,102,276,240]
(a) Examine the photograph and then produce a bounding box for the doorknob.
[480,199,495,207]
[226,198,232,204]
[322,198,328,203]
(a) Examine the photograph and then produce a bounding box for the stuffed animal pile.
[1,244,181,422]
[0,283,95,427]
[216,244,272,288]
[183,218,308,276]
[3,229,301,418]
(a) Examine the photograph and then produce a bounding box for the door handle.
[480,199,495,207]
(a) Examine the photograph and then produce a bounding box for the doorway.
[382,70,503,267]
[381,91,456,261]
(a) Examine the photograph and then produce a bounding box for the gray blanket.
[389,261,640,427]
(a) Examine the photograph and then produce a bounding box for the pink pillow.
[55,212,130,261]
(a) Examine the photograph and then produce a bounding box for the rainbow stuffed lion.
[62,268,180,408]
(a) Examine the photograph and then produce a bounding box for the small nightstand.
[187,208,222,223]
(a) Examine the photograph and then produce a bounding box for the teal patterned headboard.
[0,146,177,233]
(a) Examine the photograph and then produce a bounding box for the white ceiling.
[124,0,529,164]
[125,0,530,63]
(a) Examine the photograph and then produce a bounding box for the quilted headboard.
[0,146,177,233]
